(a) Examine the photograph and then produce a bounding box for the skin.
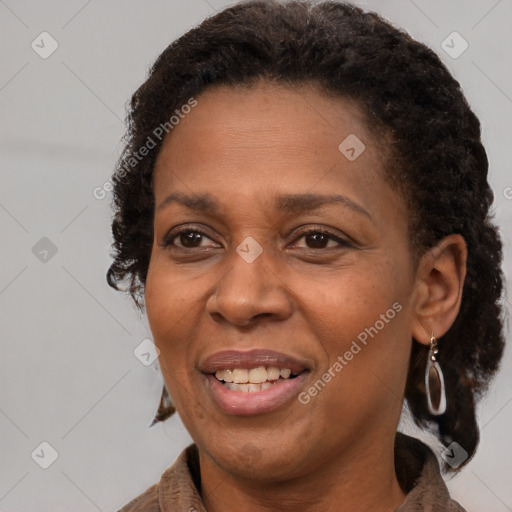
[145,80,467,512]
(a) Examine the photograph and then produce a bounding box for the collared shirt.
[117,433,467,511]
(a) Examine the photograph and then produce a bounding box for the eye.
[291,227,352,250]
[161,225,352,251]
[161,227,220,249]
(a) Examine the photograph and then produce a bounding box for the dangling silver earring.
[425,333,446,416]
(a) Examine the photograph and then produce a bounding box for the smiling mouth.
[199,349,311,415]
[214,366,302,392]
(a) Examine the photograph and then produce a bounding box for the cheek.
[300,257,412,412]
[144,257,198,376]
[145,247,208,330]
[306,256,407,346]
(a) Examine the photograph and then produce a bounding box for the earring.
[425,334,447,416]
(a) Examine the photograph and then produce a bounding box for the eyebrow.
[276,193,371,219]
[156,191,371,219]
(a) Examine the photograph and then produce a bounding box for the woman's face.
[146,81,420,481]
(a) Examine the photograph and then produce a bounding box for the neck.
[199,431,406,512]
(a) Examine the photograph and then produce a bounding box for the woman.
[107,1,505,510]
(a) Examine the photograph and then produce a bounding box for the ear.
[411,234,467,345]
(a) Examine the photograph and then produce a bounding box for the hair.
[107,0,505,470]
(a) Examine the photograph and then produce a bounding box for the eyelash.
[161,225,352,251]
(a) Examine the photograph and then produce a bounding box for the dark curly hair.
[107,0,505,470]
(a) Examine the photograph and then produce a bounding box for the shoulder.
[394,433,469,512]
[117,482,160,512]
[116,444,203,512]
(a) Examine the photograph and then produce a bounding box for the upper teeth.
[215,366,292,384]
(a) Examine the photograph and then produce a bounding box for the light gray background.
[0,0,511,510]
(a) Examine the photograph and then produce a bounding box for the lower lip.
[204,373,308,416]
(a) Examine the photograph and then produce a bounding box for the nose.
[206,246,293,328]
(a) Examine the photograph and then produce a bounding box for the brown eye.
[178,231,204,248]
[162,227,220,250]
[293,228,351,250]
[304,233,330,249]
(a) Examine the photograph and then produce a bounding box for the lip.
[199,348,311,374]
[199,349,312,416]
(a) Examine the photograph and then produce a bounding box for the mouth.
[199,349,311,415]
[214,366,301,392]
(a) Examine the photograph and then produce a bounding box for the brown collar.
[393,433,466,511]
[118,433,467,511]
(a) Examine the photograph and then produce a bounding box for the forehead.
[153,80,385,194]
[151,80,409,249]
